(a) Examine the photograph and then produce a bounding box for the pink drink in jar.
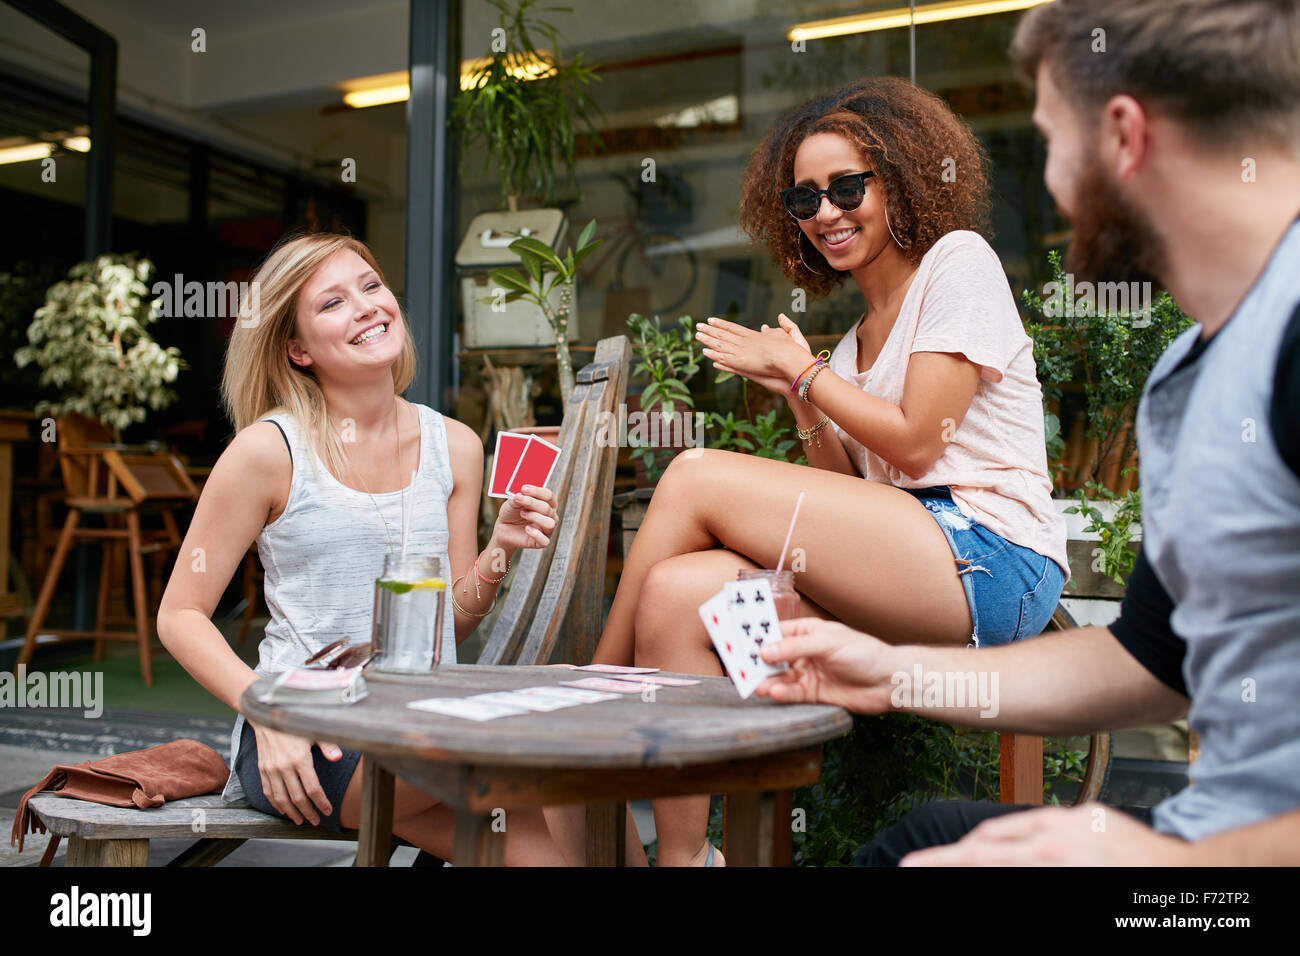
[737,569,800,620]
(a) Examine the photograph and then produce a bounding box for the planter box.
[1053,497,1140,615]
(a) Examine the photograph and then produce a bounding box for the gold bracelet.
[451,573,497,619]
[796,415,832,448]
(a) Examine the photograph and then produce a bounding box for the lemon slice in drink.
[375,577,446,594]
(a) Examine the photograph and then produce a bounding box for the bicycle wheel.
[1044,601,1113,805]
[614,229,698,316]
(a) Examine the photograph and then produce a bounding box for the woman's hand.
[491,484,558,551]
[696,315,812,396]
[251,722,341,826]
[770,313,812,353]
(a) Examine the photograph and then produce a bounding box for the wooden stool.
[17,414,197,686]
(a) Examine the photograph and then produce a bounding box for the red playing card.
[506,433,561,496]
[490,432,530,498]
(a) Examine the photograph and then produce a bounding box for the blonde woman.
[157,233,565,864]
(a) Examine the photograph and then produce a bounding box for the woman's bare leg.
[594,449,973,865]
[593,448,972,667]
[339,768,568,866]
[541,805,649,866]
[633,547,835,866]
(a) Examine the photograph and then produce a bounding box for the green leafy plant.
[625,312,700,481]
[454,0,604,210]
[14,253,185,440]
[1022,249,1194,489]
[792,715,1088,866]
[705,410,756,454]
[485,219,601,403]
[1066,479,1142,584]
[746,408,801,463]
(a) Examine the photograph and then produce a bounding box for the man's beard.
[1064,150,1167,289]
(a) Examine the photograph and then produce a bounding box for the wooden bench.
[25,336,632,868]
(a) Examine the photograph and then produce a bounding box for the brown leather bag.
[10,738,229,864]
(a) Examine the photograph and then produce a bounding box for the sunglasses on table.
[780,171,876,220]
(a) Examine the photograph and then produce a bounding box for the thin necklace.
[347,399,406,555]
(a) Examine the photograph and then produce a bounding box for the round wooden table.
[241,663,852,866]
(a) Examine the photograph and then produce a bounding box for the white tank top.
[222,402,458,802]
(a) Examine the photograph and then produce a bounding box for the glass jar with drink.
[369,554,446,673]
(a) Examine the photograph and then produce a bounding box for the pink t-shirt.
[827,230,1069,577]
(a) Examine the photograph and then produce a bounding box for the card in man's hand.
[697,578,786,698]
[488,432,562,499]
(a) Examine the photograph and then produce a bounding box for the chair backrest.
[56,413,113,497]
[476,335,630,667]
[103,450,199,504]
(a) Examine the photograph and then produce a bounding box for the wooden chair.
[17,414,197,686]
[475,334,629,669]
[999,611,1112,807]
[27,336,632,867]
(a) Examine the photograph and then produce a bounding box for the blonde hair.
[221,232,417,479]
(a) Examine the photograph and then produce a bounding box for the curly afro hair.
[738,76,991,299]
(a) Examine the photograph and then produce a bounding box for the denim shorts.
[905,487,1065,647]
[234,718,362,832]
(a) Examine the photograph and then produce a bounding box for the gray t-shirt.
[1135,219,1300,842]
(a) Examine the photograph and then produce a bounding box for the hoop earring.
[883,206,904,249]
[798,238,825,275]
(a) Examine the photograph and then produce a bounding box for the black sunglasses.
[780,171,876,220]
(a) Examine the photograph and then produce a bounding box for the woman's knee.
[634,559,693,650]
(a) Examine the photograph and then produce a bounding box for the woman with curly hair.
[566,76,1067,866]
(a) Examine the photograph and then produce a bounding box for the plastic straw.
[401,468,416,555]
[775,490,805,574]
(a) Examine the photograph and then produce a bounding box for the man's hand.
[901,803,1193,866]
[755,618,901,714]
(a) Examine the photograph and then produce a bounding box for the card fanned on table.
[406,685,621,720]
[697,578,786,698]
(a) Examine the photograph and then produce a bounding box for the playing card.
[407,697,529,720]
[711,580,786,698]
[631,674,700,686]
[470,690,585,712]
[698,590,740,666]
[507,434,561,496]
[571,664,660,674]
[489,432,531,498]
[561,677,647,694]
[515,685,620,703]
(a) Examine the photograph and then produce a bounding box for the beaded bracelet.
[798,362,828,402]
[472,553,509,600]
[451,573,497,618]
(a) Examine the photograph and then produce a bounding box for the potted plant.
[486,219,601,406]
[625,313,701,485]
[454,0,604,212]
[1022,249,1193,495]
[14,253,185,441]
[1022,249,1192,599]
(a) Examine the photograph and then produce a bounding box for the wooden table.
[241,663,852,866]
